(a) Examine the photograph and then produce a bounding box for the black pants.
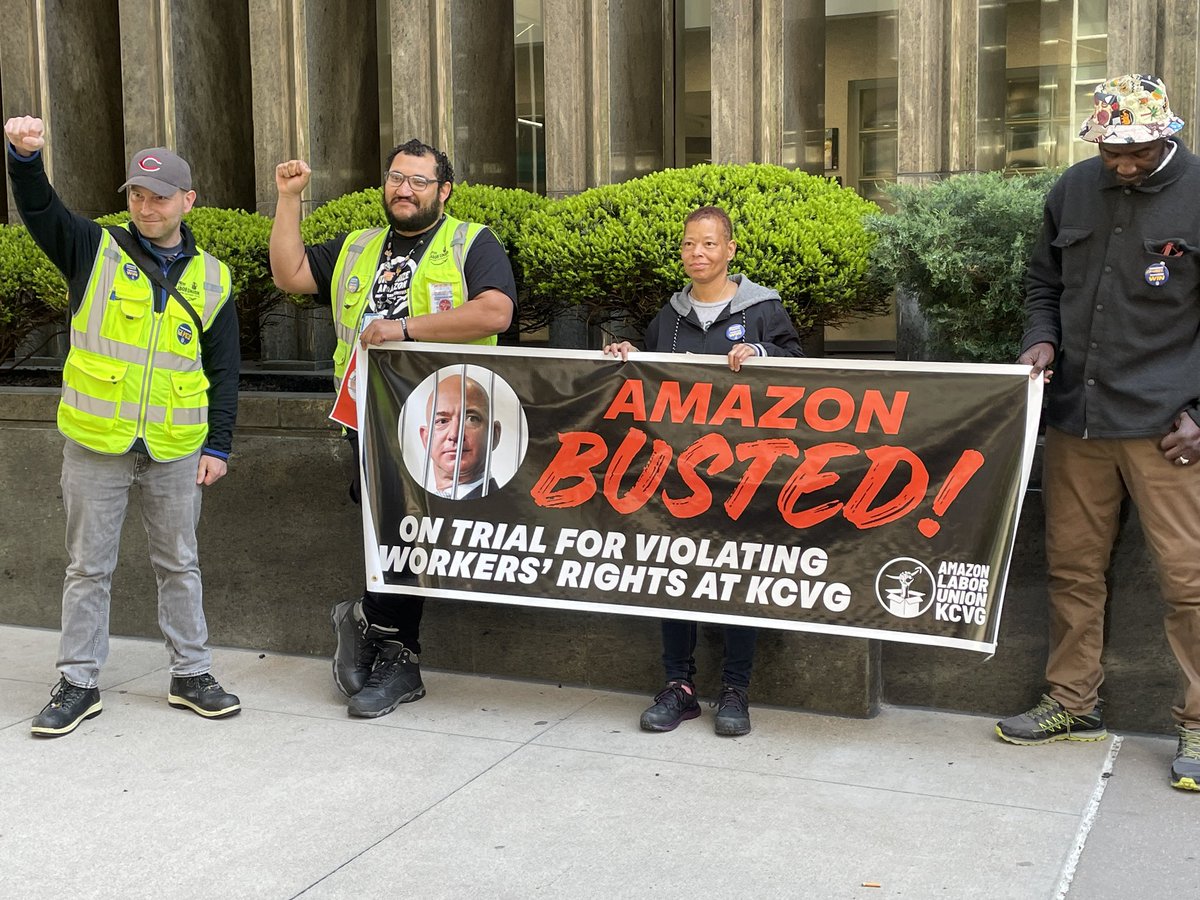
[661,620,757,690]
[347,430,425,654]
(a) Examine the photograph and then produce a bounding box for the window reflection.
[515,0,546,194]
[980,0,1108,173]
[675,0,712,166]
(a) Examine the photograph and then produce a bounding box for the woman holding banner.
[603,205,804,736]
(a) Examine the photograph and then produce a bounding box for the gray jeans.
[59,440,211,687]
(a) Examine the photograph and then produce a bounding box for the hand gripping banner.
[357,344,1043,654]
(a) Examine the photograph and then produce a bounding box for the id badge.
[429,283,455,313]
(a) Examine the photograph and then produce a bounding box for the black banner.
[358,344,1042,653]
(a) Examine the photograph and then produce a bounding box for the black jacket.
[1023,139,1200,438]
[642,274,804,358]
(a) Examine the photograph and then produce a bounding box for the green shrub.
[98,209,281,352]
[867,171,1060,362]
[518,163,889,339]
[99,210,280,355]
[0,224,68,365]
[298,188,386,244]
[300,183,549,326]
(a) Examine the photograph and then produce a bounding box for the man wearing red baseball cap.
[5,116,242,737]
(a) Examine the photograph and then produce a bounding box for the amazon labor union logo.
[875,557,936,619]
[176,322,194,346]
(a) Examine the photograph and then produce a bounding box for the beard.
[383,194,443,234]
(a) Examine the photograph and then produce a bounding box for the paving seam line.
[1052,734,1123,899]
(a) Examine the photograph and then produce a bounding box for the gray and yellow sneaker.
[1170,726,1200,792]
[995,694,1106,745]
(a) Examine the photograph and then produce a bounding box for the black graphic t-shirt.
[367,231,429,319]
[306,219,517,322]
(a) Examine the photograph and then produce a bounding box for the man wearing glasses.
[270,138,516,718]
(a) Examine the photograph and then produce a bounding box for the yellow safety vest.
[329,215,493,386]
[58,227,232,461]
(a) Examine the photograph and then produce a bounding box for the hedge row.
[1,164,924,365]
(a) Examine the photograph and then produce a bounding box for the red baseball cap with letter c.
[118,147,192,195]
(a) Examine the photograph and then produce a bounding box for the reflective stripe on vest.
[58,228,231,460]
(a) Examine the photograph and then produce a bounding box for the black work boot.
[331,597,378,697]
[713,685,751,736]
[639,680,701,732]
[347,641,425,718]
[31,678,102,738]
[167,673,241,718]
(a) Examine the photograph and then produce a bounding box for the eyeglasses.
[383,170,439,190]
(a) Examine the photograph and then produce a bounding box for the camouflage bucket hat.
[1079,74,1185,144]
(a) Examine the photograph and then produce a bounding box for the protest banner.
[357,344,1042,654]
[329,346,359,430]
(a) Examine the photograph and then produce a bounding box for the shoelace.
[713,688,747,715]
[1025,695,1071,731]
[362,649,412,688]
[180,674,220,694]
[357,637,379,669]
[48,680,88,709]
[1179,729,1200,761]
[655,682,692,709]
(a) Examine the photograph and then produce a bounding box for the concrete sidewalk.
[0,623,1190,899]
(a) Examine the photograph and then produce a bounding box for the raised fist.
[4,116,45,156]
[275,159,312,196]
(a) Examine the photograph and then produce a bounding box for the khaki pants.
[1043,427,1200,727]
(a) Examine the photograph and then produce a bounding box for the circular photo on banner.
[399,364,528,500]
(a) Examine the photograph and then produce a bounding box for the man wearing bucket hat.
[995,75,1200,791]
[5,116,242,737]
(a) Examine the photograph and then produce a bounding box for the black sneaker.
[347,641,425,718]
[1171,726,1200,792]
[331,597,378,697]
[713,685,751,736]
[639,680,701,732]
[168,673,241,719]
[995,694,1106,745]
[31,678,102,738]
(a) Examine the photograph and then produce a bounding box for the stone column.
[248,0,380,212]
[544,0,672,196]
[0,0,125,220]
[1105,0,1160,78]
[248,0,380,364]
[896,0,947,183]
[946,0,981,174]
[543,0,607,198]
[119,0,255,212]
[385,0,516,187]
[1159,1,1200,133]
[709,0,755,164]
[542,0,671,346]
[709,0,823,171]
[608,0,671,183]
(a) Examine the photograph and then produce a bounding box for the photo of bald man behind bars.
[400,364,526,499]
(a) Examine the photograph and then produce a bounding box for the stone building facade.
[1,0,1198,351]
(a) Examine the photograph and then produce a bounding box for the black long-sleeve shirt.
[6,146,239,456]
